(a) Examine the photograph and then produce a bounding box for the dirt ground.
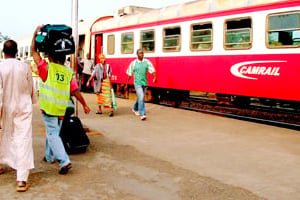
[6,138,265,199]
[0,134,263,199]
[0,93,299,199]
[0,96,264,200]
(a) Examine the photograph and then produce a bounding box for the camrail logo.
[230,61,286,80]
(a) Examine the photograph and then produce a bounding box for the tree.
[0,32,10,43]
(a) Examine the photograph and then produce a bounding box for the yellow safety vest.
[39,62,73,116]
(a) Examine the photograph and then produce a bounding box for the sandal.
[0,167,4,175]
[16,181,30,192]
[96,111,102,115]
[59,163,72,175]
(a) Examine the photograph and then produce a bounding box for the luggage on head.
[35,24,75,55]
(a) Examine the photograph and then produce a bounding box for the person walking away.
[81,53,94,92]
[77,54,84,90]
[125,49,156,120]
[86,54,116,116]
[31,26,91,175]
[0,40,35,192]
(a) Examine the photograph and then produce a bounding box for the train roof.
[91,0,294,33]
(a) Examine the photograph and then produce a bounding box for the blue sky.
[0,0,194,39]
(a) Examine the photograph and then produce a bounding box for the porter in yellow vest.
[39,62,73,116]
[31,26,90,176]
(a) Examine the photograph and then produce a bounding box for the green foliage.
[0,32,10,43]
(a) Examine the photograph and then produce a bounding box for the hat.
[98,54,106,63]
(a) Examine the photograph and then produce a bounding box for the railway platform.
[0,93,299,200]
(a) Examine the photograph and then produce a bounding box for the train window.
[191,22,212,51]
[107,34,115,55]
[121,32,134,54]
[163,27,181,52]
[224,18,252,49]
[140,30,155,53]
[267,12,300,48]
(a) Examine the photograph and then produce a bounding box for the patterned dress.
[92,63,116,110]
[97,78,113,108]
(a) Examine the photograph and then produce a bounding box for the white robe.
[0,58,34,171]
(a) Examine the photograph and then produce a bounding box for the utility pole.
[71,0,79,116]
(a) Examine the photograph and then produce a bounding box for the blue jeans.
[133,85,147,116]
[42,113,70,168]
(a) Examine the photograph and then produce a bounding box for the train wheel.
[232,95,250,108]
[216,93,231,105]
[259,98,277,107]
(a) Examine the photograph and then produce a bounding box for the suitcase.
[60,107,90,154]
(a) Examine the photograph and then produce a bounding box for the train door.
[78,34,85,57]
[95,33,103,64]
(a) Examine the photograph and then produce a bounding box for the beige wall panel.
[182,1,210,17]
[138,10,161,24]
[160,5,181,20]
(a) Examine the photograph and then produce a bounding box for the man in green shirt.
[125,49,156,120]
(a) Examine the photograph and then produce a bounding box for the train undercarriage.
[114,83,300,130]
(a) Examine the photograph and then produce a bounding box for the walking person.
[81,53,94,92]
[31,26,91,175]
[125,49,156,120]
[0,40,35,192]
[86,54,116,116]
[77,54,84,91]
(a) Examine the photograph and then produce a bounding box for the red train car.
[86,0,300,111]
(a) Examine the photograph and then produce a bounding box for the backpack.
[35,24,75,55]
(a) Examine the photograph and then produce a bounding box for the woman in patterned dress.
[87,54,116,116]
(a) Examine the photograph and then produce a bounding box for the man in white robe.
[0,40,35,192]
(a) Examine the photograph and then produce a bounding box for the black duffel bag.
[60,107,90,154]
[35,24,75,55]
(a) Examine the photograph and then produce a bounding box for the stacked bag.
[35,24,75,55]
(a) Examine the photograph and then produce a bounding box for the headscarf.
[98,54,106,64]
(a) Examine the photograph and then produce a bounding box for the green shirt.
[126,58,155,86]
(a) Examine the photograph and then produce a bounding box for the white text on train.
[240,66,280,76]
[230,61,286,80]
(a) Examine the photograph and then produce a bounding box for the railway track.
[116,87,300,130]
[158,97,300,131]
